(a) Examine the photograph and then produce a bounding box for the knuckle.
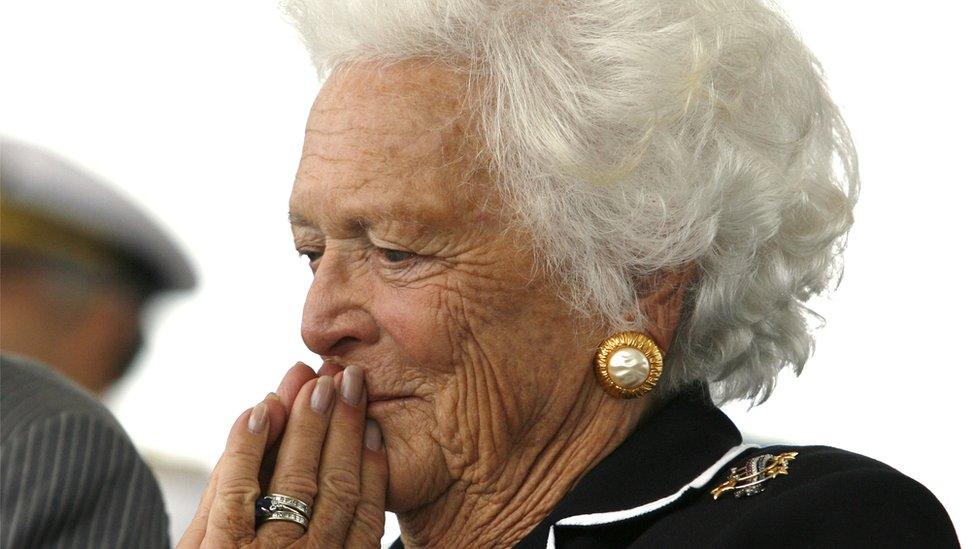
[320,468,360,509]
[347,524,383,548]
[219,477,261,505]
[293,420,325,440]
[208,512,255,545]
[223,448,262,469]
[354,499,386,533]
[254,522,303,546]
[306,534,343,549]
[272,471,318,502]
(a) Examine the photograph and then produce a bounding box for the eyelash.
[297,246,417,267]
[380,248,415,263]
[297,249,322,264]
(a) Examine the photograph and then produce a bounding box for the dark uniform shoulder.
[0,354,171,548]
[659,445,960,549]
[523,388,960,549]
[0,353,122,440]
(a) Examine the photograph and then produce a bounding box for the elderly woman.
[180,1,958,547]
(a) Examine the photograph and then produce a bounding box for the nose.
[301,254,380,358]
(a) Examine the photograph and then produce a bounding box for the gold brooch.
[710,451,797,500]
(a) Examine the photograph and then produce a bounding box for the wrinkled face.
[290,62,600,512]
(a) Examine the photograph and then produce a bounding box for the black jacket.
[516,384,958,548]
[395,384,959,548]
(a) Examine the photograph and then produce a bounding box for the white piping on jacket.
[545,443,757,548]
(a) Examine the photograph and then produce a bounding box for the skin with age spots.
[289,61,693,548]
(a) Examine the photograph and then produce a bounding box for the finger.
[256,375,336,544]
[261,363,316,489]
[176,458,220,548]
[276,362,317,410]
[345,420,388,548]
[259,392,289,491]
[204,401,270,546]
[308,365,367,546]
[266,392,288,448]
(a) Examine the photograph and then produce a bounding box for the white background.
[2,1,973,545]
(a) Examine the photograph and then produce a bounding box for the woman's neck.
[396,386,652,548]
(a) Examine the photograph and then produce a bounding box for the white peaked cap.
[1,137,196,292]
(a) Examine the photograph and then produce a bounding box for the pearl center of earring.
[607,347,651,389]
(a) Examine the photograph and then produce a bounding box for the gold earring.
[593,331,663,399]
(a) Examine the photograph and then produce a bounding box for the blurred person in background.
[0,137,204,542]
[0,138,195,392]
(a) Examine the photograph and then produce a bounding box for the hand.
[178,362,388,548]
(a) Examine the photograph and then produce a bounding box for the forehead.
[290,61,485,227]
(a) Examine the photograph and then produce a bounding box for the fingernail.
[266,392,280,402]
[311,375,334,414]
[248,402,268,434]
[341,365,364,406]
[365,420,383,452]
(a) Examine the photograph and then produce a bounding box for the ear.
[635,263,697,356]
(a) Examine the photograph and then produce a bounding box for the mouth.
[317,359,421,412]
[366,395,423,413]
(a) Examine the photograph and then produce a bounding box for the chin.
[375,413,449,514]
[383,437,445,513]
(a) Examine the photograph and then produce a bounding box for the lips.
[365,395,422,417]
[317,360,344,378]
[367,394,422,405]
[317,359,418,406]
[368,394,407,403]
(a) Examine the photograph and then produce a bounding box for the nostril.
[329,336,358,355]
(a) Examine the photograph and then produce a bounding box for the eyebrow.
[289,204,440,237]
[288,211,377,236]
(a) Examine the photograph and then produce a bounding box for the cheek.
[428,279,554,478]
[366,285,461,509]
[369,282,509,485]
[370,282,469,446]
[368,269,594,505]
[370,285,456,374]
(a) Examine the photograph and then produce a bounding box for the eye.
[297,249,322,265]
[380,248,415,263]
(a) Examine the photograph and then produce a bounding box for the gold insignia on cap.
[710,451,797,500]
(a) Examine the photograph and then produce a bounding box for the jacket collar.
[515,383,746,548]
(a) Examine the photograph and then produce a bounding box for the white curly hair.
[284,0,859,403]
